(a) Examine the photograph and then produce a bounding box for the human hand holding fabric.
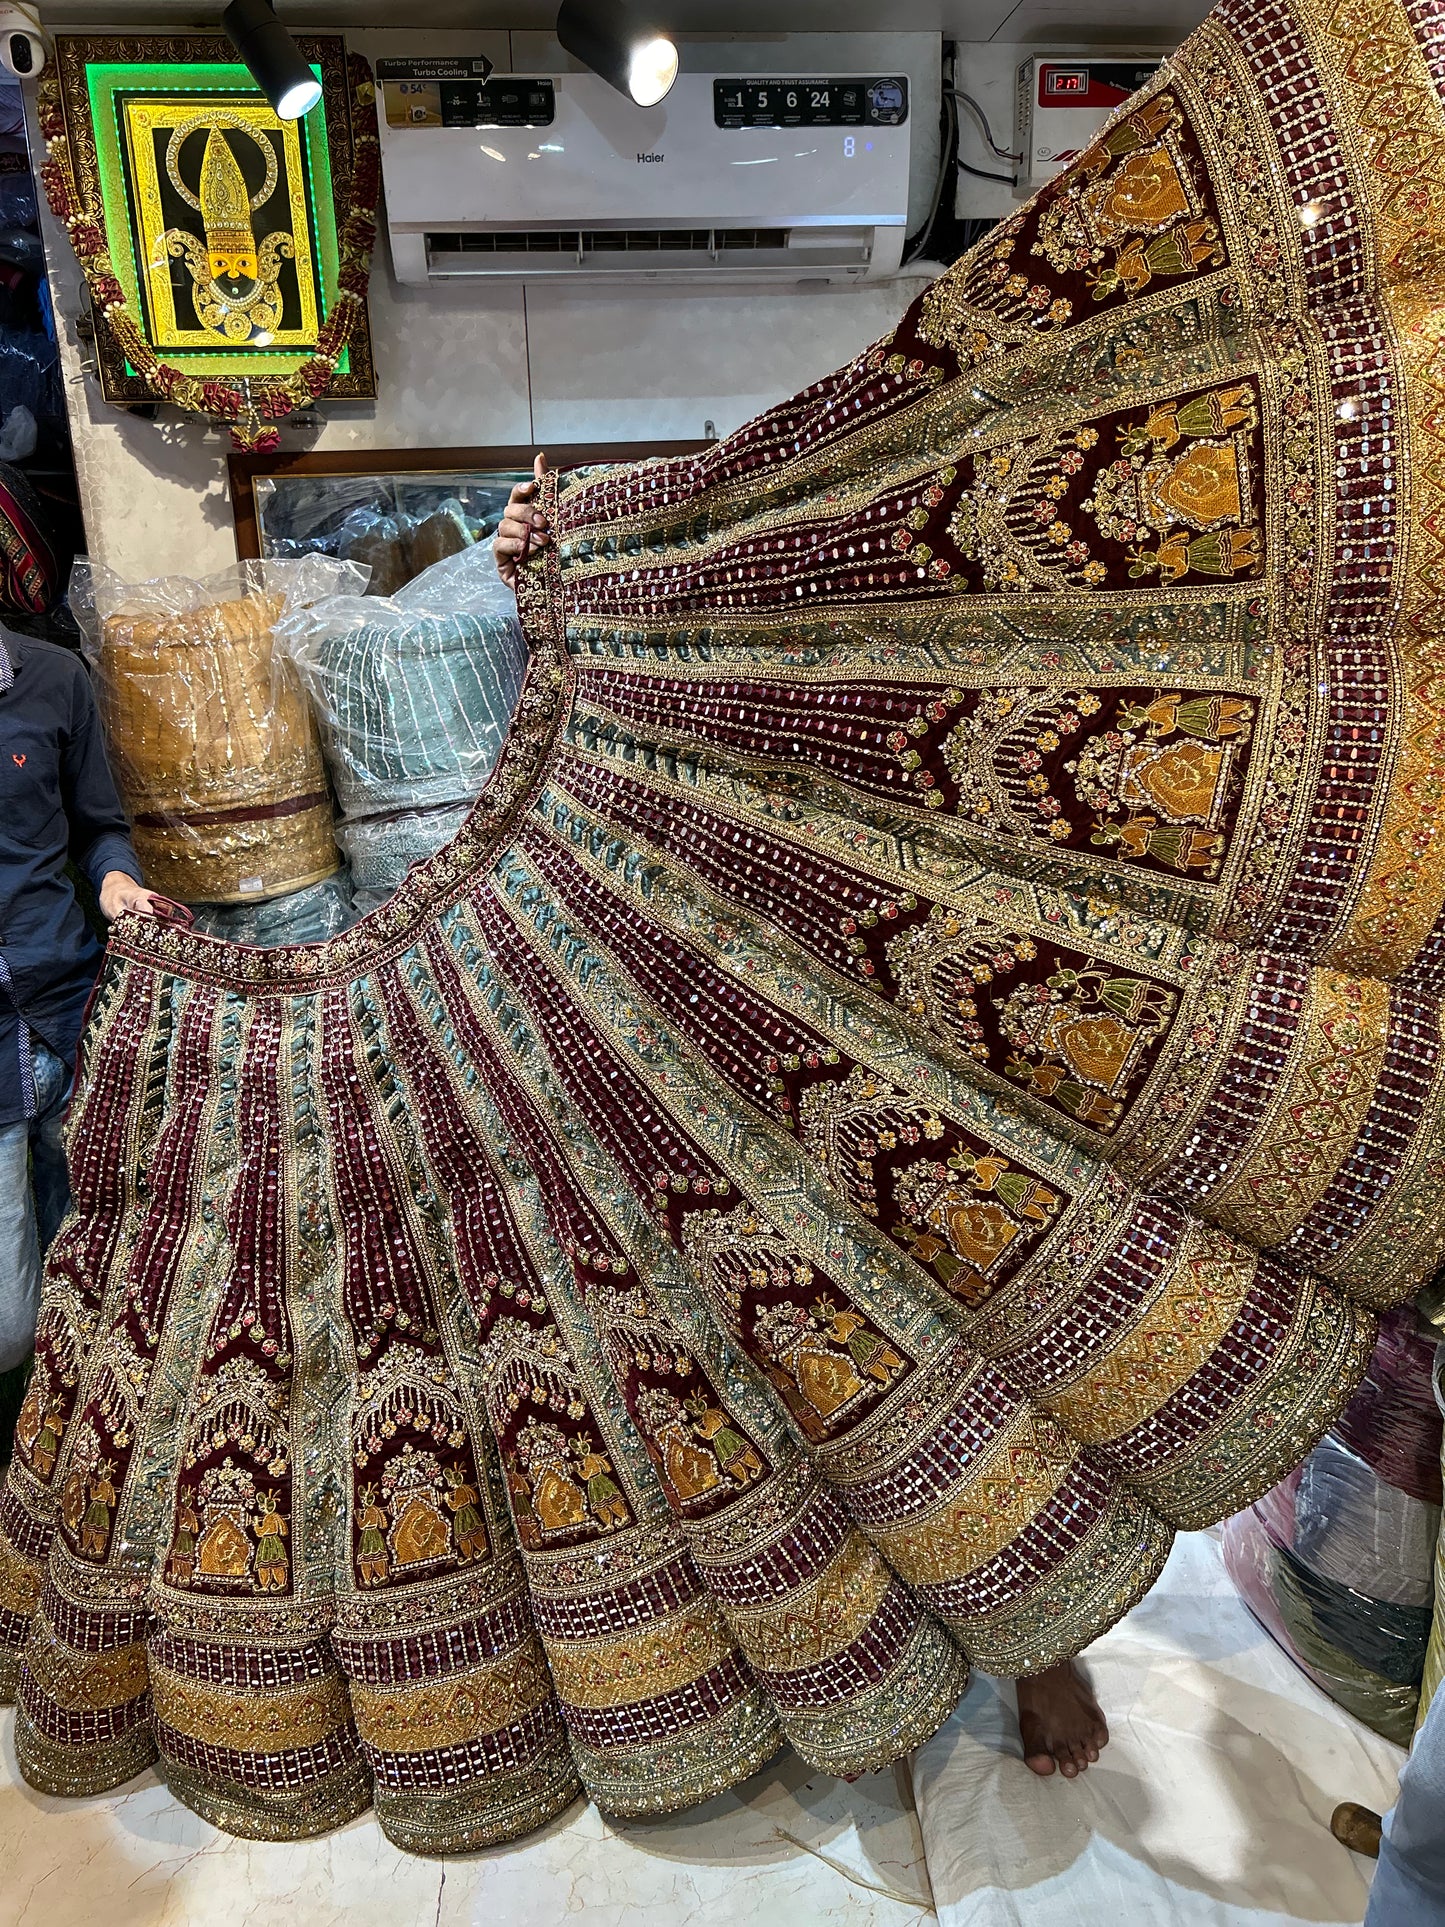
[494,451,550,591]
[98,872,161,919]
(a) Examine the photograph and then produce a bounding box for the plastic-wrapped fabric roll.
[311,608,522,821]
[275,541,526,915]
[1272,1541,1431,1685]
[186,868,356,945]
[1334,1306,1444,1507]
[405,502,473,578]
[1223,1310,1442,1745]
[73,561,343,905]
[340,803,472,917]
[1294,1434,1440,1607]
[1222,1513,1422,1747]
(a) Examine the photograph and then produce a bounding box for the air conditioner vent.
[426,228,790,255]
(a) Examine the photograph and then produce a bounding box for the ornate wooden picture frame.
[48,32,377,419]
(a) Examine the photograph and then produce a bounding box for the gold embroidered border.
[1323,1004,1445,1301]
[725,1529,892,1674]
[1205,970,1390,1245]
[870,1405,1077,1587]
[1317,0,1445,973]
[150,1661,352,1753]
[349,1641,552,1753]
[0,1538,43,1619]
[1044,1222,1257,1446]
[23,1622,148,1712]
[543,1600,737,1710]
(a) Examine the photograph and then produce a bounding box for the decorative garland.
[38,53,379,452]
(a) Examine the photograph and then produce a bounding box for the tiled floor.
[0,1533,1408,1927]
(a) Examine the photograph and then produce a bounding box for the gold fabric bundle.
[97,589,339,903]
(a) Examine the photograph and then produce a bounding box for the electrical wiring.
[902,83,958,263]
[951,87,1023,161]
[959,158,1018,184]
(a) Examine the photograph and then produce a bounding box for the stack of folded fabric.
[72,559,344,910]
[185,866,357,945]
[276,542,526,915]
[1224,1308,1442,1744]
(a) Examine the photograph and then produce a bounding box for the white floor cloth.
[910,1531,1407,1927]
[0,1532,1409,1925]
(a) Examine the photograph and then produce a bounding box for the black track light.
[556,0,677,107]
[221,0,322,121]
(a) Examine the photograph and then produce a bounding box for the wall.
[27,28,949,581]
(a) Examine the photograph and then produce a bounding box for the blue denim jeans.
[1366,1682,1445,1924]
[0,1041,70,1373]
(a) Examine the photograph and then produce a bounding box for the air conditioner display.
[377,61,554,129]
[713,77,908,129]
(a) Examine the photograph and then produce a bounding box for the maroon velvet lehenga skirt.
[4,0,1445,1854]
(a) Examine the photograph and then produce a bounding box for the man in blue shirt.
[0,627,156,1444]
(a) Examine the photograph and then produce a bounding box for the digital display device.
[377,61,555,129]
[713,77,909,129]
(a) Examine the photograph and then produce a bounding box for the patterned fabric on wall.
[4,0,1445,1853]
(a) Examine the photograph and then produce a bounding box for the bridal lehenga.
[5,0,1445,1854]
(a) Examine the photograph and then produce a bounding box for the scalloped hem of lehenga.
[374,1771,585,1857]
[160,1755,375,1843]
[1002,1516,1177,1684]
[14,1706,157,1799]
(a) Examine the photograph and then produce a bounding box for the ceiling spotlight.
[556,0,678,107]
[221,0,322,121]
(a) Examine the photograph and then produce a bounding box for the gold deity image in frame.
[51,33,375,405]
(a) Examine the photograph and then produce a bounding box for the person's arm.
[61,669,159,920]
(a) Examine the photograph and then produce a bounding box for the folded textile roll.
[186,868,357,946]
[1293,1435,1441,1608]
[1334,1307,1444,1507]
[313,609,524,820]
[74,562,342,904]
[340,804,472,916]
[276,542,528,917]
[1272,1541,1432,1686]
[1223,1515,1421,1747]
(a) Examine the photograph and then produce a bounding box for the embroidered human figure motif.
[444,1464,489,1561]
[920,93,1225,363]
[79,1460,117,1558]
[881,905,1178,1135]
[382,1445,454,1570]
[13,1374,44,1464]
[60,1460,88,1538]
[684,1394,764,1487]
[252,1491,289,1592]
[195,1461,257,1583]
[571,1435,630,1530]
[812,1297,906,1387]
[513,1420,588,1536]
[356,1485,390,1586]
[885,680,1255,878]
[166,1488,200,1585]
[754,1300,867,1426]
[635,1384,724,1503]
[997,967,1176,1131]
[893,1151,1062,1304]
[26,1394,66,1481]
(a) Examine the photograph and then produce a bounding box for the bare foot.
[1014,1659,1109,1779]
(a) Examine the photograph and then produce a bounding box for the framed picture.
[229,444,707,596]
[51,32,376,407]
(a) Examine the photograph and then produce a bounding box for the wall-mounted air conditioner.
[376,36,936,285]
